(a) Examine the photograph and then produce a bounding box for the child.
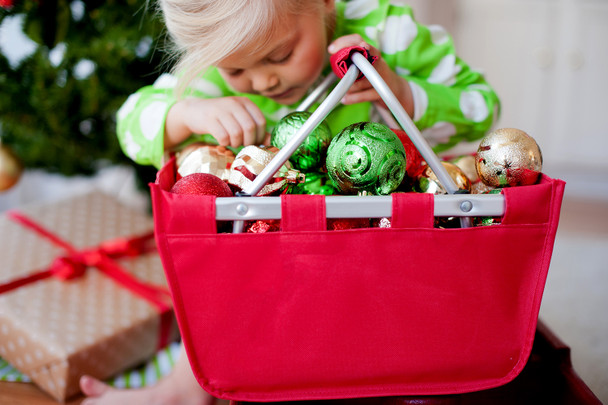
[80,0,500,404]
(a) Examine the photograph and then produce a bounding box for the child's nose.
[251,72,279,93]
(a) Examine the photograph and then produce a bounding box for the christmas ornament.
[450,154,479,184]
[476,128,543,187]
[271,111,333,171]
[287,171,337,195]
[327,218,370,231]
[414,162,471,195]
[0,144,24,192]
[471,181,496,195]
[392,129,426,179]
[176,144,235,181]
[246,220,281,233]
[326,122,407,195]
[473,188,504,226]
[371,217,392,228]
[170,173,233,197]
[228,145,305,196]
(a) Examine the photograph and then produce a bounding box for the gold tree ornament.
[0,142,24,192]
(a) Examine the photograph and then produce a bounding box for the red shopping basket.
[150,49,566,401]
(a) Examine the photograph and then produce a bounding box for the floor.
[0,167,606,403]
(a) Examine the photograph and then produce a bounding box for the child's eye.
[269,51,292,64]
[225,69,243,77]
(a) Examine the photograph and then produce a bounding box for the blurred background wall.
[409,0,608,401]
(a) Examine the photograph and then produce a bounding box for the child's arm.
[116,72,267,168]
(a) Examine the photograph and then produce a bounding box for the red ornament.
[327,218,370,231]
[170,173,233,197]
[0,0,14,9]
[246,220,281,233]
[392,129,426,179]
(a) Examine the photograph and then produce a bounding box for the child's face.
[216,4,333,106]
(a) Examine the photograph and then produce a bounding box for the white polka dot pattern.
[422,121,458,146]
[117,93,141,122]
[0,191,177,402]
[123,131,142,161]
[429,25,450,46]
[428,54,462,86]
[381,14,418,55]
[460,90,490,123]
[344,0,379,20]
[139,101,168,141]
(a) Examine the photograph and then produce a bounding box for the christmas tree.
[0,0,169,184]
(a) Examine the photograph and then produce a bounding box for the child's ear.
[323,0,335,13]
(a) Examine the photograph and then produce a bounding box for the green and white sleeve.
[116,70,235,168]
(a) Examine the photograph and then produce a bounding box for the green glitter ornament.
[287,171,337,195]
[271,111,333,171]
[326,122,407,195]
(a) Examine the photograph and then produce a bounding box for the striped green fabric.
[0,341,180,389]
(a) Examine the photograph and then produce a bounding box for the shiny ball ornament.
[246,220,281,233]
[473,188,504,226]
[288,171,337,195]
[476,128,543,187]
[0,144,23,192]
[170,173,233,197]
[450,155,479,184]
[326,122,407,195]
[392,129,426,179]
[327,217,370,231]
[471,181,496,195]
[176,144,235,181]
[414,161,471,195]
[271,111,333,171]
[228,145,304,196]
[371,217,392,228]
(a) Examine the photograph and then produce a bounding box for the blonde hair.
[158,0,326,97]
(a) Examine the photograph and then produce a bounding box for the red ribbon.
[0,210,173,349]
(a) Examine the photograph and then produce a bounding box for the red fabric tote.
[150,159,565,402]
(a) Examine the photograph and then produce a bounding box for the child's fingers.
[231,109,261,146]
[348,78,373,93]
[328,34,366,53]
[218,114,246,148]
[242,100,267,145]
[342,87,383,106]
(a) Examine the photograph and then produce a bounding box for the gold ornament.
[415,161,471,195]
[450,155,479,184]
[475,128,543,187]
[0,144,23,192]
[471,181,496,195]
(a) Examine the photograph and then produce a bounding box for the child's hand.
[165,96,268,149]
[328,34,414,117]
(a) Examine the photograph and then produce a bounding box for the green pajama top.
[117,0,500,169]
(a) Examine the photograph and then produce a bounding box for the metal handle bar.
[219,194,503,221]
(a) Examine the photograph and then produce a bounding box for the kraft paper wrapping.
[0,191,178,402]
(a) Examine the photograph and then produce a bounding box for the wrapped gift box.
[0,191,178,402]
